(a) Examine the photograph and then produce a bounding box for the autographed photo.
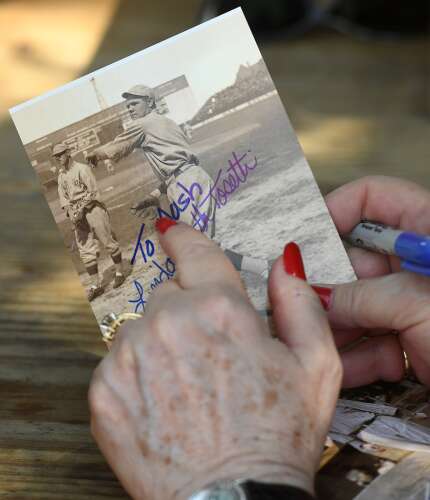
[11,8,355,331]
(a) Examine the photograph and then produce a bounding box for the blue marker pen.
[346,221,430,277]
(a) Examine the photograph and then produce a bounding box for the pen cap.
[395,232,430,267]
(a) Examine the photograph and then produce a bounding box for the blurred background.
[0,1,428,498]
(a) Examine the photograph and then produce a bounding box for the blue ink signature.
[156,150,258,233]
[200,150,258,209]
[128,223,177,313]
[128,279,147,314]
[149,257,176,290]
[131,223,155,265]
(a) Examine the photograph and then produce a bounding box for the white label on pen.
[348,222,402,255]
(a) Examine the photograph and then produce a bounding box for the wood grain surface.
[0,0,428,498]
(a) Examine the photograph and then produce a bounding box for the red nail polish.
[155,217,177,234]
[283,242,306,280]
[311,286,333,311]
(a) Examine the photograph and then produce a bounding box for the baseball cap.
[52,143,69,156]
[122,84,155,101]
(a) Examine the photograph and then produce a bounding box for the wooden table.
[0,1,429,498]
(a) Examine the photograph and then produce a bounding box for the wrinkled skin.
[325,176,430,387]
[89,222,342,500]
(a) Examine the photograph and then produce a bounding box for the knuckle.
[204,286,252,325]
[308,347,327,373]
[150,308,183,346]
[327,352,343,384]
[205,286,237,314]
[177,239,214,262]
[114,336,138,374]
[88,377,115,419]
[151,308,175,331]
[310,344,342,383]
[343,279,369,324]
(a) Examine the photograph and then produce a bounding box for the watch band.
[188,479,246,500]
[100,312,142,347]
[242,481,316,500]
[188,479,316,500]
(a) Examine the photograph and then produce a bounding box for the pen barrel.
[347,222,401,255]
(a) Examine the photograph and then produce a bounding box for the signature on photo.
[157,150,258,233]
[128,223,176,313]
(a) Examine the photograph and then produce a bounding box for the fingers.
[402,346,430,387]
[340,335,404,388]
[325,176,430,235]
[332,327,366,349]
[268,257,340,370]
[156,220,246,296]
[328,272,430,331]
[346,246,392,278]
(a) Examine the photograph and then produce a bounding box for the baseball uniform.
[58,160,121,269]
[96,111,215,235]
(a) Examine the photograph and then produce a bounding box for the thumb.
[268,248,340,371]
[328,272,430,332]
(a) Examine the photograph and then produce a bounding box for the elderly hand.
[89,220,341,500]
[324,176,430,387]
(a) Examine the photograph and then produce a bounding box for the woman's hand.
[326,176,430,277]
[325,176,430,387]
[89,221,341,500]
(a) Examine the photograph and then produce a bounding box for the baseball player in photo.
[87,84,270,278]
[88,85,215,235]
[54,143,126,301]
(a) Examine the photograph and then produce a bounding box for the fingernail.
[283,242,306,280]
[155,217,177,234]
[311,286,333,311]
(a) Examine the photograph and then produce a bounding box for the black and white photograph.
[10,8,355,330]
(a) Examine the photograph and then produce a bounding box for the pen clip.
[401,260,430,277]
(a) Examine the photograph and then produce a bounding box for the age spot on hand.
[139,437,151,458]
[263,366,282,384]
[243,401,258,413]
[293,430,302,450]
[222,358,232,371]
[264,390,278,411]
[162,434,172,445]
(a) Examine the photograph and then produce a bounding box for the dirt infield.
[50,94,355,326]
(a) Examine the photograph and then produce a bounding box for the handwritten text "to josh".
[128,223,176,313]
[157,150,258,233]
